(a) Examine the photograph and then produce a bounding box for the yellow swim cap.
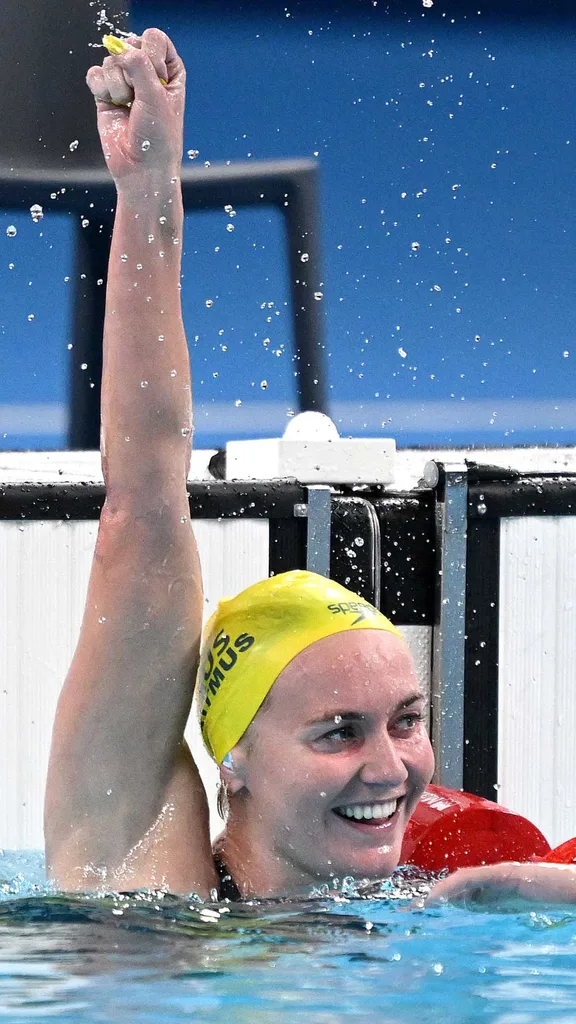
[196,570,403,764]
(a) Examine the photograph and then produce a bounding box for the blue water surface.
[1,852,576,1022]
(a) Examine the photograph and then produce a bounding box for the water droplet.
[181,426,191,437]
[98,616,106,624]
[206,299,214,308]
[6,225,17,238]
[187,149,199,160]
[235,399,243,407]
[170,369,177,377]
[158,334,165,342]
[433,284,441,292]
[140,380,149,388]
[106,788,112,796]
[226,223,235,232]
[8,263,14,270]
[433,963,444,975]
[120,253,128,262]
[334,714,342,725]
[452,183,461,191]
[30,204,44,223]
[141,140,151,152]
[477,502,487,516]
[260,380,268,390]
[69,139,79,152]
[81,363,88,370]
[423,0,433,6]
[148,234,154,243]
[563,350,570,358]
[300,252,310,262]
[180,516,188,524]
[27,313,35,321]
[354,537,365,547]
[224,204,235,215]
[411,241,420,251]
[213,371,219,378]
[398,347,407,358]
[314,291,323,301]
[159,216,167,225]
[263,338,271,348]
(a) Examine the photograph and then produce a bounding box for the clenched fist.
[86,28,186,190]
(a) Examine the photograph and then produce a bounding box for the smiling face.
[225,628,435,889]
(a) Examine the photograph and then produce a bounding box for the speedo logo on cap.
[200,628,254,726]
[327,601,379,626]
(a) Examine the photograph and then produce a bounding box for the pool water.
[2,852,576,1022]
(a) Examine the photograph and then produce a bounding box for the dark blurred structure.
[0,0,130,448]
[0,0,129,170]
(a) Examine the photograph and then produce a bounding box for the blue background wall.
[1,0,575,449]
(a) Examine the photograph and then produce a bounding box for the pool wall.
[1,446,575,852]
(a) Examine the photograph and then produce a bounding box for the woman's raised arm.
[44,29,217,897]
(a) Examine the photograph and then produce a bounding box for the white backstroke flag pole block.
[226,412,396,484]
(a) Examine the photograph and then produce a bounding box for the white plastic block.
[225,437,396,484]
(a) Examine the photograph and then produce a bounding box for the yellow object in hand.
[102,34,168,85]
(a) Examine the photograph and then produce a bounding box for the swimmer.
[44,28,576,907]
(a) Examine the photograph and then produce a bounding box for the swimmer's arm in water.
[45,29,217,898]
[425,861,576,908]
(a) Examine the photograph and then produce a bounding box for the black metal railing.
[0,159,328,447]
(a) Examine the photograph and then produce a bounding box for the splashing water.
[3,852,576,1022]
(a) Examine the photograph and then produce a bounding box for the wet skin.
[221,629,435,895]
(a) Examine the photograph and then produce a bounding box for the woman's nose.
[358,733,409,788]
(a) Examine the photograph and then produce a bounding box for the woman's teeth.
[335,800,398,821]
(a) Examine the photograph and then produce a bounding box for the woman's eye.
[395,712,425,731]
[318,724,359,744]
